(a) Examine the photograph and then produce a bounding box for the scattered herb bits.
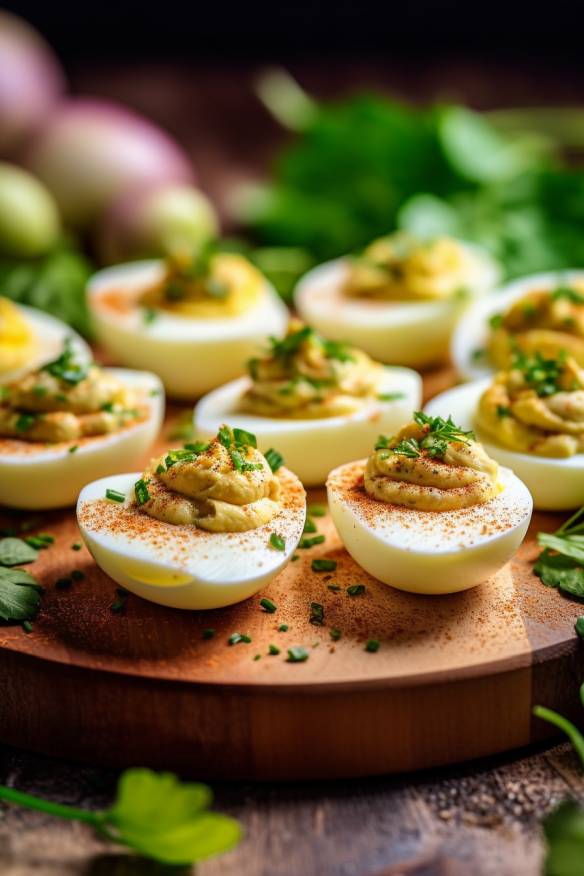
[111,588,128,613]
[347,584,366,596]
[228,632,252,645]
[278,623,289,632]
[265,448,284,473]
[303,518,317,534]
[330,628,342,641]
[576,617,584,639]
[299,535,325,550]
[202,628,216,640]
[253,654,262,661]
[105,488,125,503]
[287,646,309,663]
[268,643,281,655]
[71,543,82,551]
[308,504,326,517]
[312,558,337,572]
[134,479,150,506]
[365,639,380,653]
[327,583,341,592]
[260,597,277,614]
[0,537,39,566]
[309,602,324,625]
[269,533,285,551]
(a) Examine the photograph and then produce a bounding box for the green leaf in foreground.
[0,768,241,866]
[543,801,584,876]
[534,550,584,599]
[0,569,43,622]
[0,537,39,566]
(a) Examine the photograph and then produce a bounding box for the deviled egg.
[327,412,532,594]
[77,425,306,610]
[452,270,584,381]
[426,352,584,510]
[0,295,90,383]
[0,341,164,509]
[295,232,498,368]
[87,245,288,399]
[194,321,421,486]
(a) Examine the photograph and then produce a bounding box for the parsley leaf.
[0,572,43,621]
[0,538,39,566]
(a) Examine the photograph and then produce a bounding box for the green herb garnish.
[269,533,285,551]
[42,339,89,385]
[264,448,284,472]
[228,632,252,645]
[299,534,325,549]
[534,505,584,599]
[551,285,584,303]
[514,350,566,397]
[309,602,324,625]
[142,308,158,325]
[311,558,337,572]
[0,538,39,566]
[365,639,380,652]
[576,617,584,639]
[202,628,216,640]
[268,643,280,655]
[68,445,79,454]
[278,623,289,632]
[308,504,326,517]
[303,518,317,534]
[377,392,406,401]
[233,427,257,448]
[330,628,342,641]
[347,584,366,596]
[0,566,43,622]
[286,646,309,663]
[0,767,241,865]
[105,489,126,503]
[71,543,82,551]
[134,479,150,506]
[15,413,36,432]
[260,597,277,613]
[497,405,511,418]
[489,313,504,330]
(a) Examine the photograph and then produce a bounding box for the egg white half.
[1,304,91,384]
[77,467,306,610]
[327,459,532,594]
[425,378,584,511]
[451,269,584,382]
[87,260,289,399]
[0,368,164,510]
[295,247,499,368]
[193,367,422,486]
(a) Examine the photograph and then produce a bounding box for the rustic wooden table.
[2,56,584,875]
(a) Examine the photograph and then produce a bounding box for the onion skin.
[0,11,65,156]
[96,182,219,264]
[0,162,60,257]
[25,98,195,228]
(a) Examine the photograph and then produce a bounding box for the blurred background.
[2,0,584,333]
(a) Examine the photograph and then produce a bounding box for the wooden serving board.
[0,367,582,781]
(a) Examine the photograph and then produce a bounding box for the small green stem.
[557,505,584,535]
[0,784,104,828]
[533,705,584,769]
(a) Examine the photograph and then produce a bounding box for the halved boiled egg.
[77,430,306,610]
[295,233,498,368]
[87,251,288,399]
[425,366,584,511]
[0,366,164,509]
[0,296,90,383]
[194,322,421,485]
[327,414,532,594]
[452,270,584,381]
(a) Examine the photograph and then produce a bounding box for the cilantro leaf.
[534,551,584,599]
[0,574,43,621]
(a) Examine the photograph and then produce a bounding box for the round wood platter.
[0,366,582,781]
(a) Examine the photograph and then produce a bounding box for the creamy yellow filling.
[140,251,263,318]
[139,427,281,532]
[487,286,584,370]
[364,415,500,511]
[344,233,474,301]
[242,322,382,419]
[0,297,38,375]
[477,355,584,457]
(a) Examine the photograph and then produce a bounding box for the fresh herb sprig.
[0,768,241,866]
[42,338,90,385]
[513,350,566,398]
[534,505,584,599]
[376,412,474,460]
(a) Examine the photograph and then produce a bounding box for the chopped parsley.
[312,558,337,572]
[299,534,325,549]
[134,479,150,506]
[376,412,474,460]
[278,623,289,632]
[260,597,277,613]
[15,413,36,433]
[71,543,82,551]
[268,643,281,655]
[42,339,89,385]
[365,639,380,652]
[105,488,125,503]
[303,518,317,533]
[286,646,309,663]
[264,448,284,472]
[513,350,567,397]
[330,628,342,641]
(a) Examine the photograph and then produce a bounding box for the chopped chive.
[287,646,309,663]
[260,597,277,614]
[312,558,337,572]
[299,535,325,550]
[15,413,36,432]
[134,478,150,506]
[303,518,317,534]
[22,620,33,633]
[228,632,252,645]
[309,602,324,625]
[497,405,511,418]
[32,385,47,397]
[268,643,281,655]
[377,391,406,401]
[253,654,262,661]
[330,628,342,641]
[217,425,232,447]
[278,623,289,632]
[327,583,341,592]
[68,445,79,454]
[264,448,284,472]
[202,628,215,640]
[347,584,366,596]
[233,427,257,448]
[308,504,326,517]
[105,488,125,503]
[142,307,158,325]
[101,402,115,412]
[269,532,285,551]
[111,588,128,613]
[71,542,82,551]
[24,535,54,549]
[365,639,380,653]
